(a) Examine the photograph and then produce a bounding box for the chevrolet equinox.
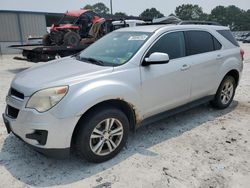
[3,24,244,163]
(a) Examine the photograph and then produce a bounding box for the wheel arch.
[225,69,240,86]
[70,99,138,148]
[215,69,240,94]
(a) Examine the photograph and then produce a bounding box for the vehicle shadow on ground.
[0,101,238,187]
[7,68,29,74]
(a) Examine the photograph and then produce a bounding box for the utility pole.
[110,0,113,15]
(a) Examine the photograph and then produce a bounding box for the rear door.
[184,30,223,100]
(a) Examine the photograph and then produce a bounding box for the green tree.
[246,10,250,30]
[209,6,227,24]
[114,12,127,17]
[83,4,93,10]
[140,8,164,20]
[92,2,110,14]
[175,4,204,20]
[84,3,109,14]
[210,5,247,30]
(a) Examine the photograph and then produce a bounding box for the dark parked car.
[243,36,250,43]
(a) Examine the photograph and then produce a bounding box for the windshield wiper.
[71,53,80,58]
[77,57,105,66]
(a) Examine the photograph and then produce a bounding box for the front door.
[140,31,191,118]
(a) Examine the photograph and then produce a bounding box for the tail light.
[240,48,245,61]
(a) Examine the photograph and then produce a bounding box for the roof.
[115,25,166,32]
[65,9,91,17]
[116,24,229,33]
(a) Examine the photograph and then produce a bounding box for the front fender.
[54,79,143,120]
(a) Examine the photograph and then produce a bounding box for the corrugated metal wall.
[19,13,46,41]
[0,13,20,42]
[0,12,46,42]
[0,11,47,54]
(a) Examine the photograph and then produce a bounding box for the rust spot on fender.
[131,104,143,126]
[117,98,143,126]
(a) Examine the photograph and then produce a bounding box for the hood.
[11,57,113,96]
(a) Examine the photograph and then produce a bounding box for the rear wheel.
[63,31,81,46]
[75,107,129,163]
[211,75,236,109]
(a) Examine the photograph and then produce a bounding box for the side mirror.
[142,52,170,66]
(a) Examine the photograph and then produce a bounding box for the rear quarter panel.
[215,47,243,93]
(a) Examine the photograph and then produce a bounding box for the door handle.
[216,54,223,60]
[181,64,191,71]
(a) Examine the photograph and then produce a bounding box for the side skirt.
[138,95,215,127]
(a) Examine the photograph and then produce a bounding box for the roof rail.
[138,20,221,26]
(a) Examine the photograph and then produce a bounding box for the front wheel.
[211,75,236,109]
[75,107,129,163]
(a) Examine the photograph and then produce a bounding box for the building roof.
[0,9,62,16]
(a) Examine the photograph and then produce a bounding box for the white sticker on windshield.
[128,35,148,41]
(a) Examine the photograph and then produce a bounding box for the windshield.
[78,31,152,66]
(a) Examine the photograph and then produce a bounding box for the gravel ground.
[0,43,250,188]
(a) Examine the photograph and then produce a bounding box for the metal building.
[0,10,47,54]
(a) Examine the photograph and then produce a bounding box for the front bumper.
[2,114,70,158]
[3,94,79,158]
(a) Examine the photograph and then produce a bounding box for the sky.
[1,0,250,16]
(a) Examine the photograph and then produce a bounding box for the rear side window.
[213,37,222,50]
[185,31,214,56]
[217,30,239,47]
[147,31,185,60]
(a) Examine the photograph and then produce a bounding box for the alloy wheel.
[89,118,124,156]
[220,81,234,105]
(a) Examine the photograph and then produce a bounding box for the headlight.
[26,86,68,112]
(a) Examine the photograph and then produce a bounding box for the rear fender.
[215,55,241,92]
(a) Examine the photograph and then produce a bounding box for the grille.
[10,88,24,100]
[7,105,19,119]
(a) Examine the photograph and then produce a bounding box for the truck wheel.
[211,75,236,109]
[75,107,129,163]
[42,34,51,46]
[63,31,80,46]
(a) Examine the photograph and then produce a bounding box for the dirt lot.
[0,43,250,188]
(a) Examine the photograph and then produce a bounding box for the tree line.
[84,3,250,31]
[175,4,250,31]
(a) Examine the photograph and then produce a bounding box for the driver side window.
[147,31,186,60]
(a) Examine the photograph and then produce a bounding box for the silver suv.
[3,24,244,163]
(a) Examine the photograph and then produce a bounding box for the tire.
[75,107,129,163]
[42,34,51,46]
[211,75,236,109]
[63,31,81,46]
